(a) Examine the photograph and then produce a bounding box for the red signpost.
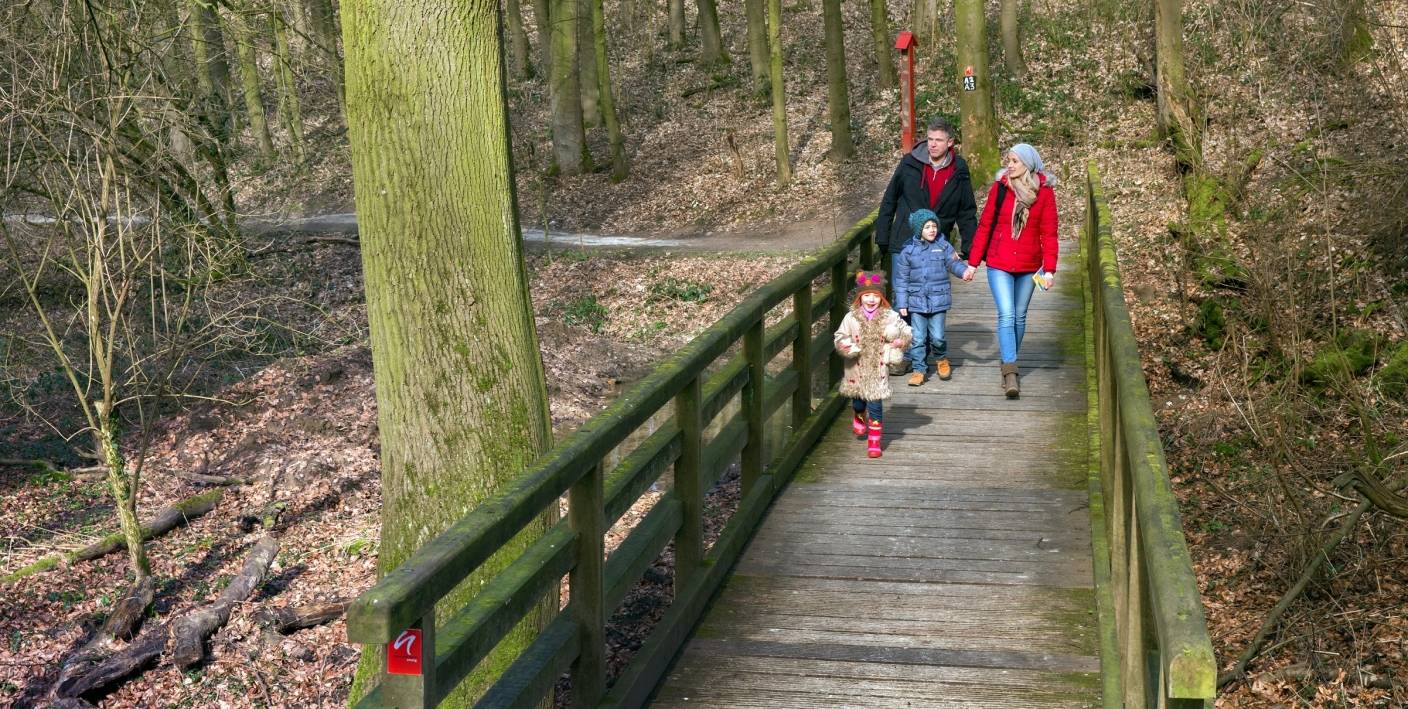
[895,31,918,152]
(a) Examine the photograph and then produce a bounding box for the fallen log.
[170,536,280,668]
[71,489,224,562]
[254,599,348,634]
[51,577,154,697]
[237,501,287,533]
[56,623,169,699]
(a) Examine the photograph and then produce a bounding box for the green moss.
[1377,341,1408,398]
[1194,298,1226,349]
[1301,329,1381,389]
[1,555,61,583]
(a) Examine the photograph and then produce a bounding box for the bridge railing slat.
[349,211,877,707]
[1085,163,1216,704]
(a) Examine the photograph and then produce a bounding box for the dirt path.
[244,199,879,253]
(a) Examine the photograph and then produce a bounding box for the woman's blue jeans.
[907,311,947,373]
[986,268,1037,364]
[852,398,883,423]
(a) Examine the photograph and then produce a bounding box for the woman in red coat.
[963,143,1058,398]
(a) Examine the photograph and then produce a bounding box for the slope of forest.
[1,0,1405,706]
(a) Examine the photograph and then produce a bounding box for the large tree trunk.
[821,0,853,161]
[592,0,628,180]
[954,0,999,181]
[1153,0,1199,170]
[271,6,305,165]
[228,6,275,158]
[767,0,791,185]
[668,0,685,49]
[506,0,534,79]
[1000,0,1026,79]
[302,0,345,109]
[188,0,234,141]
[744,0,770,96]
[698,0,727,66]
[911,0,940,48]
[578,0,601,128]
[531,0,551,84]
[341,0,558,703]
[549,0,587,174]
[868,0,896,90]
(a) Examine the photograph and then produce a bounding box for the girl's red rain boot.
[866,420,883,458]
[852,412,867,436]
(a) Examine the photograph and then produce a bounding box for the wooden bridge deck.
[654,250,1102,707]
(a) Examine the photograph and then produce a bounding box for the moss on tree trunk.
[229,6,274,158]
[821,0,853,161]
[767,0,791,185]
[341,0,556,704]
[955,0,999,181]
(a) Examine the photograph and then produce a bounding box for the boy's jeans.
[908,311,947,373]
[986,268,1038,364]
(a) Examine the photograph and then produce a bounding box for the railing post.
[382,615,436,708]
[674,377,704,592]
[860,233,875,271]
[792,286,813,426]
[742,321,765,495]
[568,462,605,707]
[829,259,848,387]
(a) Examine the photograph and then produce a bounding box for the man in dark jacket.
[875,118,979,260]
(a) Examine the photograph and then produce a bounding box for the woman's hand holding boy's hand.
[962,265,977,281]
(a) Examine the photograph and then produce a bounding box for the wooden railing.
[1085,163,1216,707]
[346,213,880,708]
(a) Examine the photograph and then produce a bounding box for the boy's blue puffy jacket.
[894,209,968,313]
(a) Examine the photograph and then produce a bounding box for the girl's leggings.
[852,398,883,423]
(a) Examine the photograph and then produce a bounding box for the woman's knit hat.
[996,143,1059,186]
[908,208,940,238]
[853,270,886,298]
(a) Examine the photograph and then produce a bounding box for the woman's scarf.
[995,143,1055,241]
[1008,171,1039,240]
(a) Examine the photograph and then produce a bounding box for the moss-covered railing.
[1085,163,1216,707]
[346,214,880,708]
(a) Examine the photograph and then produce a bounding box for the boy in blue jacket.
[893,209,970,385]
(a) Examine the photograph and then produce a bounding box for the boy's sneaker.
[936,358,952,380]
[907,372,925,386]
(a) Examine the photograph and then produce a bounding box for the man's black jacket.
[875,145,979,257]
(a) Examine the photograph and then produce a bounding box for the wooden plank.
[682,638,1099,673]
[658,654,1099,708]
[567,462,605,706]
[472,614,578,709]
[737,559,1098,588]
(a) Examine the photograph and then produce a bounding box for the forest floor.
[3,0,1408,707]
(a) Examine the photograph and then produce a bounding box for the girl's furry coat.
[834,306,913,401]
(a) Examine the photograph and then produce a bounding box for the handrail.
[1085,163,1216,706]
[348,210,878,707]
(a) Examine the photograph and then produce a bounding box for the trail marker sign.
[387,628,424,675]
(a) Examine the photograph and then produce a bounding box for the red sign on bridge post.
[895,31,918,152]
[387,628,424,675]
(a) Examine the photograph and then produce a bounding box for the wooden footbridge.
[347,165,1216,707]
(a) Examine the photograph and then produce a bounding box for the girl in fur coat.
[834,271,913,458]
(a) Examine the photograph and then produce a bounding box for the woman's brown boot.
[1000,362,1020,398]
